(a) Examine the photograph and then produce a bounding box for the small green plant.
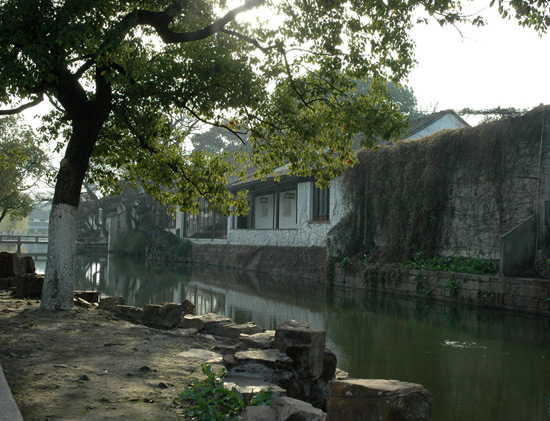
[179,363,272,420]
[477,289,495,306]
[413,274,431,297]
[340,256,352,272]
[444,274,461,298]
[363,266,384,291]
[404,254,498,275]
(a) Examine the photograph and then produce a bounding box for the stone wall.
[328,106,550,263]
[331,263,550,318]
[190,243,326,279]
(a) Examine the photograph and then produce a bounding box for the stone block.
[0,252,21,278]
[98,296,125,309]
[74,290,99,304]
[224,375,286,401]
[115,305,144,322]
[12,275,44,298]
[233,349,293,371]
[320,349,337,383]
[210,321,263,339]
[0,277,13,290]
[179,312,232,331]
[326,379,432,421]
[19,256,35,274]
[240,396,326,421]
[274,320,326,379]
[238,330,276,350]
[142,302,193,329]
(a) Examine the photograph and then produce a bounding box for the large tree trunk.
[41,120,101,310]
[41,203,78,309]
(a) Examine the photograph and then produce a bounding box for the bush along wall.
[329,106,548,263]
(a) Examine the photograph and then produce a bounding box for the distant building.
[27,204,51,236]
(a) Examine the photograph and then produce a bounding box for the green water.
[68,254,550,420]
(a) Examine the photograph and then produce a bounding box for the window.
[312,186,330,221]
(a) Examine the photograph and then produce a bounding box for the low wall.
[331,263,550,318]
[190,243,326,280]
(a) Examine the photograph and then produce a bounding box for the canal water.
[34,254,550,420]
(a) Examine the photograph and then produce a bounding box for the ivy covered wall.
[328,106,550,262]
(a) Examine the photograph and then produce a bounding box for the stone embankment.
[332,263,550,318]
[0,252,433,420]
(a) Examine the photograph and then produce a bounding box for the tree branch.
[220,29,274,54]
[0,95,44,116]
[134,0,264,44]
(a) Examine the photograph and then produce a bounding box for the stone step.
[224,374,286,401]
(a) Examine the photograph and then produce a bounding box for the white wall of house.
[227,177,348,247]
[254,193,275,229]
[405,113,467,141]
[278,189,298,229]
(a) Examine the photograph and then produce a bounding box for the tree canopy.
[0,0,548,309]
[0,116,48,224]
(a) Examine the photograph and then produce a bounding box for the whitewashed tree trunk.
[41,203,78,310]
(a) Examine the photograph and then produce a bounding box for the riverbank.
[0,291,234,420]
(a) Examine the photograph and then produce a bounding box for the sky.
[408,5,550,115]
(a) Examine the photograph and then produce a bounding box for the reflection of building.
[27,203,51,235]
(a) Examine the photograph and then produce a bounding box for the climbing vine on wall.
[337,106,545,262]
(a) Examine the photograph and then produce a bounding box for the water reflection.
[62,254,550,420]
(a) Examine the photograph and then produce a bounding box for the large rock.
[142,301,194,329]
[115,305,144,322]
[223,375,286,401]
[99,296,125,309]
[12,274,44,298]
[209,321,263,339]
[320,349,337,383]
[0,252,22,278]
[274,320,326,379]
[240,396,326,421]
[179,312,231,331]
[326,379,433,421]
[232,349,293,371]
[19,256,36,275]
[238,330,276,350]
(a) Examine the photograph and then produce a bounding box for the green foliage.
[444,274,461,298]
[0,116,48,223]
[179,363,272,420]
[340,256,352,272]
[413,273,431,297]
[363,266,384,291]
[341,109,546,262]
[405,252,498,275]
[112,230,147,256]
[477,289,496,306]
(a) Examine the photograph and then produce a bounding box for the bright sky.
[408,5,550,114]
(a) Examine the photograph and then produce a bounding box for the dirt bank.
[0,291,233,420]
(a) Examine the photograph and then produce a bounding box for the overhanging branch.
[136,0,264,44]
[0,95,44,116]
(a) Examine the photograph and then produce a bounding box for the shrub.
[179,363,272,420]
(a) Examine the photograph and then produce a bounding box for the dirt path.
[0,291,232,420]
